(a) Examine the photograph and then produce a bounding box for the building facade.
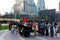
[59,2,60,12]
[37,0,45,12]
[14,0,34,15]
[39,9,56,21]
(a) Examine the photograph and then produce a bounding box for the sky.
[0,0,60,15]
[34,0,60,11]
[0,0,15,15]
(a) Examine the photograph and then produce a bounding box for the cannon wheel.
[19,31,23,35]
[23,30,30,37]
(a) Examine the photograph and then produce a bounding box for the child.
[15,26,18,35]
[11,25,15,34]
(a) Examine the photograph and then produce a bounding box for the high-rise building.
[59,2,60,12]
[15,0,20,4]
[34,3,37,14]
[37,0,45,12]
[14,0,34,15]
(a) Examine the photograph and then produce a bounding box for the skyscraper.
[15,0,21,4]
[37,0,45,12]
[14,0,34,15]
[34,3,37,14]
[59,2,60,12]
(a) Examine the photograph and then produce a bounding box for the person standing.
[45,22,49,36]
[38,22,41,34]
[24,22,27,26]
[0,23,2,30]
[50,22,54,37]
[15,26,18,35]
[54,22,58,36]
[11,25,16,34]
[32,21,36,36]
[28,22,32,32]
[55,24,60,38]
[40,22,45,35]
[54,21,57,28]
[8,22,13,31]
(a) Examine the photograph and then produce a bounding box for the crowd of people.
[28,21,60,37]
[8,21,60,38]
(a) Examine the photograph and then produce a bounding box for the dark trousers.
[50,30,54,37]
[41,28,45,35]
[9,26,11,31]
[46,29,49,36]
[38,30,40,33]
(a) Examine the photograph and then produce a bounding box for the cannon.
[9,21,31,37]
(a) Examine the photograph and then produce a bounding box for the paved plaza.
[0,30,60,40]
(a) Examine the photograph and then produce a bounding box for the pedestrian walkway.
[1,30,60,40]
[0,30,9,40]
[0,30,8,36]
[3,31,46,40]
[37,35,60,40]
[4,32,20,40]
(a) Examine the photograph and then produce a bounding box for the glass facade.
[37,0,45,11]
[14,0,34,15]
[59,2,60,12]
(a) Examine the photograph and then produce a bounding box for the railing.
[0,18,19,21]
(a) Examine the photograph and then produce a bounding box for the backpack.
[50,24,54,30]
[40,23,44,29]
